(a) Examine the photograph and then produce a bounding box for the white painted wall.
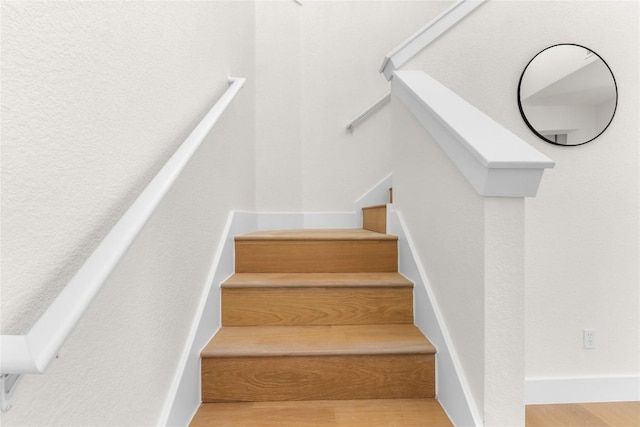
[405,0,639,390]
[392,95,526,425]
[0,1,255,425]
[392,96,485,417]
[254,0,452,211]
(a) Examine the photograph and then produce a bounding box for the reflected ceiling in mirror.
[518,44,617,146]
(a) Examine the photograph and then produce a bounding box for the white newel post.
[483,197,525,425]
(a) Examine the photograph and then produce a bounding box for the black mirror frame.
[517,43,618,147]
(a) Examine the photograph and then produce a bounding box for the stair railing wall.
[0,77,246,412]
[391,70,553,426]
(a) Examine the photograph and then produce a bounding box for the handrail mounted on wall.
[0,77,246,412]
[345,92,391,132]
[346,0,485,132]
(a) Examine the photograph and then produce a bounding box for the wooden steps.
[191,399,453,426]
[222,273,413,326]
[362,204,387,233]
[201,324,435,402]
[192,225,448,425]
[235,229,397,273]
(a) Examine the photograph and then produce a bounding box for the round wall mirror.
[517,44,617,146]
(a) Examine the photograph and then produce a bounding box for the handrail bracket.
[1,374,23,412]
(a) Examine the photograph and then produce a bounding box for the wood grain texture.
[190,398,453,426]
[202,324,435,357]
[235,240,398,273]
[235,229,397,241]
[222,286,413,326]
[222,272,413,288]
[202,353,435,402]
[362,205,387,233]
[526,401,640,427]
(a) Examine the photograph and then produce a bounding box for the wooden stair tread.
[202,324,435,357]
[222,272,413,288]
[190,398,452,426]
[235,228,397,241]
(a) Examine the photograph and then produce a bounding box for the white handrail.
[380,0,485,80]
[345,92,391,132]
[392,70,554,197]
[347,0,484,132]
[0,77,246,378]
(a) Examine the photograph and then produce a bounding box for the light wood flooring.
[526,401,640,426]
[191,401,639,426]
[190,398,453,426]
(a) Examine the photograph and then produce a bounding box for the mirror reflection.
[518,44,617,146]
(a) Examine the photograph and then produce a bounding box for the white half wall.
[0,2,256,425]
[392,94,526,425]
[388,206,482,426]
[404,0,639,390]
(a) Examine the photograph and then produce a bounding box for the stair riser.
[362,206,387,233]
[235,241,398,273]
[222,287,413,326]
[202,354,435,402]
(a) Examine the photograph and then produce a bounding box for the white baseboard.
[354,173,392,228]
[158,210,361,426]
[158,211,256,426]
[525,376,640,405]
[387,206,482,426]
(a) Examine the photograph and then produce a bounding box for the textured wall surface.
[254,0,451,211]
[1,1,255,425]
[392,97,487,419]
[405,0,639,381]
[393,95,528,424]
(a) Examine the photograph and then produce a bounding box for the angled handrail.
[380,0,485,80]
[347,0,484,132]
[345,92,391,132]
[392,70,554,196]
[0,77,246,410]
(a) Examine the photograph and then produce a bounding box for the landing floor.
[526,401,640,426]
[190,398,452,426]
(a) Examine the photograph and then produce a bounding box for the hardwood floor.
[526,401,640,426]
[191,401,638,426]
[234,229,398,273]
[190,399,453,426]
[200,324,435,403]
[193,227,448,423]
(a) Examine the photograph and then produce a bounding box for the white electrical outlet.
[583,329,596,349]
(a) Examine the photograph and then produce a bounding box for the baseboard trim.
[158,210,361,426]
[525,376,640,404]
[387,206,482,426]
[158,211,256,426]
[354,173,393,228]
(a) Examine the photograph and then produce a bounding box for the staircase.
[190,207,452,426]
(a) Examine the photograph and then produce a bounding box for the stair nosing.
[202,345,435,358]
[222,272,413,288]
[201,325,436,358]
[235,229,398,242]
